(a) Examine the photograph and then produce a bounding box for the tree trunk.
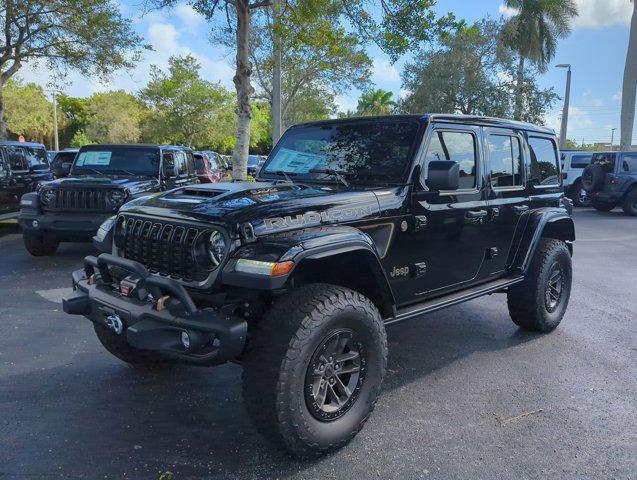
[0,81,7,141]
[514,55,525,121]
[232,0,253,181]
[271,0,282,144]
[620,2,637,151]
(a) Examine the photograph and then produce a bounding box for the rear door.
[0,148,14,214]
[483,127,530,276]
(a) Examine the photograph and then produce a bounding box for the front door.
[400,123,491,302]
[0,149,13,214]
[483,128,530,276]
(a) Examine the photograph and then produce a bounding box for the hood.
[120,181,383,235]
[43,176,158,195]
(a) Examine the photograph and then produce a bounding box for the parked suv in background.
[19,144,198,255]
[63,115,574,457]
[0,141,53,218]
[581,151,637,216]
[49,149,79,178]
[560,150,593,207]
[193,151,224,183]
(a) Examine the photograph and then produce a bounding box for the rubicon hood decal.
[263,206,376,232]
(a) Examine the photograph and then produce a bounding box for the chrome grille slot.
[42,188,116,212]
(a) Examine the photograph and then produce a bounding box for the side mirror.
[426,161,460,191]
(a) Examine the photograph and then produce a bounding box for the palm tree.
[501,0,578,120]
[356,89,397,116]
[621,0,637,151]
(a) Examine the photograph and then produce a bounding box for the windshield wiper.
[269,170,297,182]
[75,168,104,176]
[310,169,350,188]
[108,169,137,176]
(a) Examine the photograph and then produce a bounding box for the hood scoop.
[166,187,226,202]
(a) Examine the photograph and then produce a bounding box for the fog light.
[32,220,39,228]
[180,331,190,349]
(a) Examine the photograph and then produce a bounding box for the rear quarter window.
[570,154,592,169]
[591,153,616,173]
[622,154,637,173]
[528,137,559,186]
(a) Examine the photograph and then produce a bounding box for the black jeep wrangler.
[19,144,198,255]
[581,151,637,216]
[0,141,53,219]
[62,115,574,456]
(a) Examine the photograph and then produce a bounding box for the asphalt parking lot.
[0,209,636,480]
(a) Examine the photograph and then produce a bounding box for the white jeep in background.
[561,150,594,207]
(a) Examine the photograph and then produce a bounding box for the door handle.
[466,210,488,219]
[513,205,530,214]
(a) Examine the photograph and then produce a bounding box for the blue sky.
[21,0,635,144]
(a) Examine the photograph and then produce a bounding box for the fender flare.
[509,208,575,275]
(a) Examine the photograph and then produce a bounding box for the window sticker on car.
[265,147,323,173]
[75,151,113,166]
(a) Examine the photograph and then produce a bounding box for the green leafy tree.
[401,20,558,124]
[139,55,232,146]
[70,130,94,148]
[356,88,397,116]
[155,0,454,180]
[621,0,637,150]
[283,84,337,126]
[245,8,371,130]
[0,0,146,139]
[500,0,578,119]
[3,79,56,143]
[84,91,144,144]
[57,95,90,147]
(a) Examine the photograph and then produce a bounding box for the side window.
[184,151,195,175]
[174,151,189,175]
[6,146,27,171]
[622,154,637,173]
[162,152,175,175]
[570,155,592,169]
[487,134,523,188]
[23,147,48,168]
[424,130,477,190]
[0,150,6,177]
[528,137,559,186]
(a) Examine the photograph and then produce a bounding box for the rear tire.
[23,233,58,256]
[569,181,591,207]
[242,284,387,457]
[621,189,637,216]
[591,201,615,212]
[93,323,178,368]
[507,239,572,333]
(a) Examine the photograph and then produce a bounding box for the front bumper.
[63,254,247,365]
[19,209,111,242]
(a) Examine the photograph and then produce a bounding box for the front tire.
[507,239,572,333]
[23,233,58,256]
[242,284,387,457]
[621,189,637,216]
[591,201,615,212]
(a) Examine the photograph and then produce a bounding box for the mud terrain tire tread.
[23,233,58,256]
[507,239,572,333]
[242,283,387,457]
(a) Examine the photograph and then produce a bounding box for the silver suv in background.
[561,150,593,207]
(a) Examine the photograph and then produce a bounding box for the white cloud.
[546,105,595,133]
[572,0,632,28]
[612,91,623,102]
[335,94,358,113]
[371,58,400,83]
[398,88,411,100]
[174,3,205,30]
[498,4,518,18]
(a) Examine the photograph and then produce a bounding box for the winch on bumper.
[62,253,248,365]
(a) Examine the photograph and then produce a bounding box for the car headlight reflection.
[106,189,127,208]
[208,230,227,266]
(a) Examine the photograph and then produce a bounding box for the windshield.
[24,147,49,169]
[591,153,616,173]
[260,120,421,184]
[72,147,160,175]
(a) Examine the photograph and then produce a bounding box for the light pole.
[556,64,572,150]
[610,128,617,151]
[52,92,59,151]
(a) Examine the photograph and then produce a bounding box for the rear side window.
[528,137,559,186]
[52,151,76,169]
[193,155,206,171]
[591,153,616,173]
[621,154,637,173]
[23,147,48,168]
[6,146,27,171]
[570,154,592,169]
[424,130,477,190]
[174,151,194,175]
[487,134,523,188]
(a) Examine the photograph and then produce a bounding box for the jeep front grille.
[42,189,116,213]
[117,215,210,283]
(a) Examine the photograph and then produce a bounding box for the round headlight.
[208,230,227,266]
[107,189,127,208]
[40,188,56,205]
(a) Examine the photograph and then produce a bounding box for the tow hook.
[105,314,124,335]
